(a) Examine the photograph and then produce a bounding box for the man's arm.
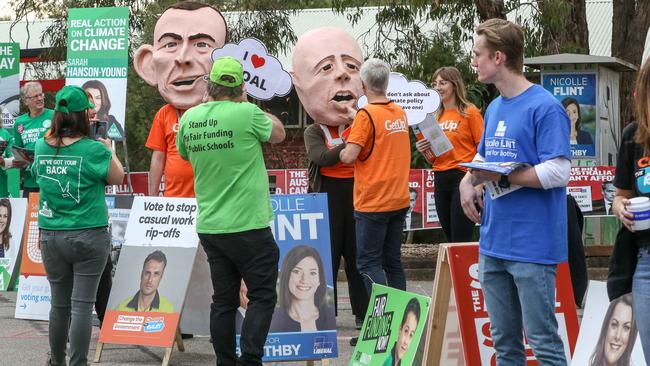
[339,143,362,164]
[149,150,165,196]
[304,125,345,167]
[266,112,286,144]
[469,157,570,189]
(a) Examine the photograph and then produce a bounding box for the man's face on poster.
[140,259,165,297]
[603,182,616,203]
[134,6,227,110]
[292,27,363,126]
[409,191,417,212]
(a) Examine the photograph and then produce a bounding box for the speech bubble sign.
[211,38,292,101]
[358,72,441,125]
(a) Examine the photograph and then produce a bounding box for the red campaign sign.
[268,169,287,194]
[567,166,615,215]
[105,172,149,196]
[406,169,440,230]
[422,169,440,229]
[285,169,309,194]
[446,244,579,365]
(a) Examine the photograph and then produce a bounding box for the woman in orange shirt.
[416,67,484,242]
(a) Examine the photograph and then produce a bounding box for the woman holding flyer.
[612,58,650,365]
[415,66,483,241]
[34,85,124,366]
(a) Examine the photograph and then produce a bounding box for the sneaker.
[355,315,363,330]
[350,337,358,346]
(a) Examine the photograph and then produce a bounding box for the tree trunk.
[541,0,589,54]
[473,0,505,21]
[611,0,650,126]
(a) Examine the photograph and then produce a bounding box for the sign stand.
[94,328,185,366]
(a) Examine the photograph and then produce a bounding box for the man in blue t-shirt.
[459,19,571,365]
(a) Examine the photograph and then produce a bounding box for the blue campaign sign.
[237,193,338,361]
[542,72,598,158]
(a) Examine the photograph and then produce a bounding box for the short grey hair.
[20,81,43,98]
[360,58,390,94]
[206,76,244,100]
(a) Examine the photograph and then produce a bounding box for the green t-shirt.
[176,100,273,234]
[13,109,54,188]
[0,129,15,197]
[33,137,111,230]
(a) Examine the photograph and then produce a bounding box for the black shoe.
[350,337,358,346]
[181,333,194,339]
[355,315,363,330]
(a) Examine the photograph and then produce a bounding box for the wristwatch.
[498,175,510,189]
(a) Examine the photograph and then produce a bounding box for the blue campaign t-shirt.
[478,84,571,264]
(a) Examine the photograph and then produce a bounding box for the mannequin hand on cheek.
[345,106,357,122]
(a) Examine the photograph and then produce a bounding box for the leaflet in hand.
[459,161,530,175]
[460,161,531,199]
[412,113,453,158]
[11,146,34,163]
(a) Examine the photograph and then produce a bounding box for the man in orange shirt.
[340,59,411,293]
[133,1,227,197]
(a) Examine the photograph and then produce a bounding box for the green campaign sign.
[0,43,20,129]
[67,7,128,77]
[66,7,129,142]
[350,284,431,366]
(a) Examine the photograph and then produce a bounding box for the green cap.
[55,85,94,113]
[209,56,244,87]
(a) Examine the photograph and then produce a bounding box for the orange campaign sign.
[100,311,181,347]
[20,192,45,277]
[445,243,579,365]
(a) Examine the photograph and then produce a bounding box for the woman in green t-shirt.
[35,85,124,366]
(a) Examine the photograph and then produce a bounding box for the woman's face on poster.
[288,256,320,301]
[605,302,633,365]
[0,206,8,233]
[565,103,579,126]
[86,87,103,112]
[396,312,418,360]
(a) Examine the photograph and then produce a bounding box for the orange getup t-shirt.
[145,104,195,198]
[433,105,484,172]
[347,101,411,212]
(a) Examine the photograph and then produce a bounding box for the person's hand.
[415,139,431,153]
[345,106,357,122]
[97,137,112,149]
[615,198,635,231]
[460,176,483,223]
[469,169,500,184]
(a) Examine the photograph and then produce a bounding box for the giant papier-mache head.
[134,1,228,110]
[291,27,363,127]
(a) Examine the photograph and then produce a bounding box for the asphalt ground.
[0,281,434,366]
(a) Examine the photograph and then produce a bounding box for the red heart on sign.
[251,54,265,68]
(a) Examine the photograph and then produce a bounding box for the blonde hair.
[635,59,650,152]
[476,18,524,74]
[431,66,476,119]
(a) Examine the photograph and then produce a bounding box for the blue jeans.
[479,254,566,366]
[354,208,408,294]
[633,247,650,365]
[41,227,111,366]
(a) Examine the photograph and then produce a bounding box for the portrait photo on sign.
[0,198,27,289]
[571,281,646,365]
[106,245,195,313]
[67,78,126,139]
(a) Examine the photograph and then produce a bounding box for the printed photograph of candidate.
[0,198,27,290]
[106,246,194,314]
[405,188,423,230]
[269,245,336,332]
[384,297,421,366]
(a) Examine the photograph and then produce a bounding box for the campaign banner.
[446,243,579,365]
[571,281,645,365]
[14,275,51,320]
[100,197,198,348]
[105,172,149,196]
[542,72,597,158]
[568,166,615,215]
[0,42,20,129]
[19,193,44,277]
[350,284,431,366]
[268,169,286,194]
[285,169,309,195]
[405,169,440,231]
[0,198,28,291]
[66,7,128,141]
[234,194,337,361]
[106,195,134,264]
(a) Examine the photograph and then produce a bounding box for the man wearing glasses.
[13,81,52,197]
